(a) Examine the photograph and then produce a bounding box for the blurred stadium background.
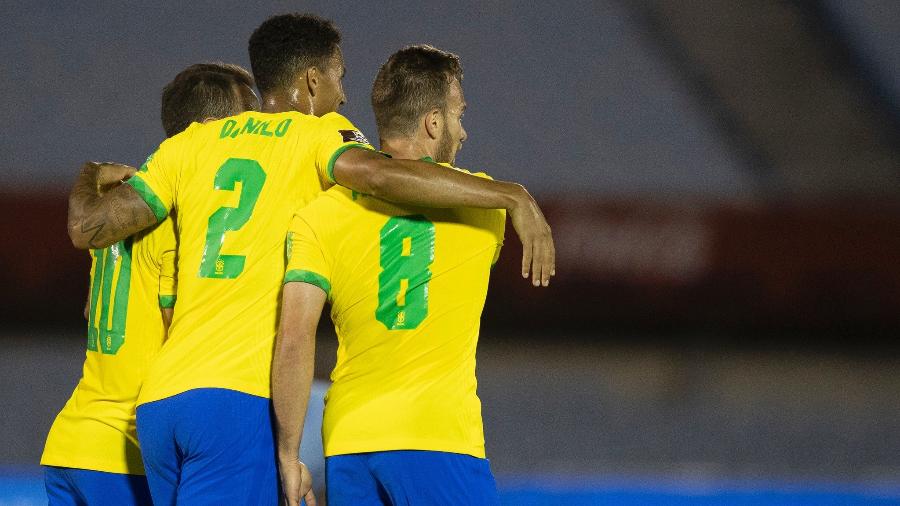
[2,1,900,504]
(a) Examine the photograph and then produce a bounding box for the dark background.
[2,0,900,502]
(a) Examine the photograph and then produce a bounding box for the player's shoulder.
[434,162,505,230]
[144,213,177,245]
[151,119,201,155]
[147,115,225,160]
[131,214,176,261]
[290,190,346,246]
[296,185,354,223]
[315,112,370,144]
[137,124,193,176]
[436,161,494,181]
[317,111,354,127]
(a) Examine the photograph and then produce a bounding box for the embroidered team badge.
[339,129,370,144]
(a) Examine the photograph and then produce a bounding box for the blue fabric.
[44,466,151,506]
[135,388,278,506]
[326,450,500,506]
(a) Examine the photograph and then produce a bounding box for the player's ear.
[306,67,319,97]
[424,108,442,140]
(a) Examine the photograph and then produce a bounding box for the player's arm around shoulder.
[331,148,555,286]
[68,128,189,250]
[67,161,158,250]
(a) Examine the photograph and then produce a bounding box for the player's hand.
[278,456,316,506]
[508,186,555,287]
[92,162,137,193]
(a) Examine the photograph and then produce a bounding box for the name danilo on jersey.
[219,117,292,139]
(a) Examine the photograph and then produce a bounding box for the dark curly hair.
[160,62,256,138]
[248,13,342,95]
[371,45,463,139]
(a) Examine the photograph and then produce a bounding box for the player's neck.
[260,90,313,115]
[379,137,434,162]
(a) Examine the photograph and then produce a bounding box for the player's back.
[42,217,175,474]
[287,163,506,458]
[129,110,371,405]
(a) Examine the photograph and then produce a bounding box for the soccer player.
[41,63,259,506]
[274,45,507,505]
[66,14,553,505]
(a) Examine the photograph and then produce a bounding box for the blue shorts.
[44,466,151,506]
[135,388,278,506]
[326,450,500,506]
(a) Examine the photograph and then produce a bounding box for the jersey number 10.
[87,240,133,355]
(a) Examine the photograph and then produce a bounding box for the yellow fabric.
[127,111,373,405]
[41,217,177,475]
[286,165,505,458]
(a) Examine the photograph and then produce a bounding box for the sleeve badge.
[339,129,370,145]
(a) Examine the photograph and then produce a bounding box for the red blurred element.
[0,193,91,325]
[488,198,900,332]
[3,193,900,332]
[552,201,711,285]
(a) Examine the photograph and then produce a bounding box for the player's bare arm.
[161,308,174,341]
[67,162,158,250]
[272,282,323,506]
[333,147,556,286]
[78,162,155,318]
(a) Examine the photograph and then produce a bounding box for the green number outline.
[198,158,267,279]
[87,239,133,354]
[376,215,435,330]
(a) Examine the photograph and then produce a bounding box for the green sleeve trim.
[158,295,176,308]
[326,143,371,184]
[126,176,168,222]
[284,269,331,297]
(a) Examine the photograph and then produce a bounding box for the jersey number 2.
[87,240,132,355]
[199,158,266,279]
[376,215,435,330]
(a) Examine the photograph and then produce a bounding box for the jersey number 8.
[376,215,435,330]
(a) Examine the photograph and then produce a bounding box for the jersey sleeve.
[284,214,332,298]
[314,112,376,184]
[155,219,178,309]
[158,250,177,308]
[126,134,184,222]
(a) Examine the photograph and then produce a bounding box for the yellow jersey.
[41,217,177,474]
[126,111,374,405]
[286,162,505,458]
